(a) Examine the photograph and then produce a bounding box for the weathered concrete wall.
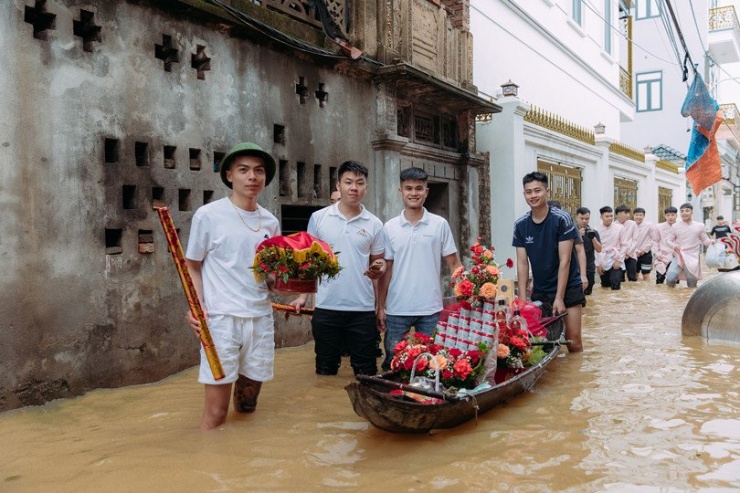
[1,0,492,411]
[0,0,375,410]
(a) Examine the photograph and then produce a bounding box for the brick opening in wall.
[315,83,328,108]
[179,189,191,211]
[296,162,311,197]
[122,185,136,209]
[297,162,307,198]
[313,164,322,198]
[189,148,201,170]
[279,159,289,197]
[155,34,179,72]
[329,166,337,194]
[203,190,214,204]
[152,186,165,209]
[135,142,149,166]
[138,229,154,254]
[191,44,211,80]
[213,151,225,173]
[105,228,122,255]
[73,9,101,53]
[164,145,176,169]
[104,138,119,163]
[24,1,56,41]
[274,124,285,145]
[296,76,309,104]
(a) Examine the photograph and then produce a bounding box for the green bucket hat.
[219,142,276,188]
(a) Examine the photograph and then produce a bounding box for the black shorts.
[637,252,653,273]
[531,284,586,315]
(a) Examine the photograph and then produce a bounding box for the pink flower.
[497,344,510,358]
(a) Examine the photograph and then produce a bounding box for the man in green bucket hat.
[185,142,280,430]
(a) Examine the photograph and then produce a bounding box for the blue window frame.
[605,0,612,54]
[636,71,663,111]
[573,0,583,25]
[636,0,660,20]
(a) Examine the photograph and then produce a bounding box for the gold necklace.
[230,199,262,232]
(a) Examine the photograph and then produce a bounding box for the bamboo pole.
[157,207,225,380]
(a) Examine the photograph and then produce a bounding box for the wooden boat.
[345,315,565,433]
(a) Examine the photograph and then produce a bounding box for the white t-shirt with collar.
[383,208,458,315]
[308,203,385,311]
[185,197,280,317]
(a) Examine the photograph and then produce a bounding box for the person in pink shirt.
[654,206,677,284]
[594,206,627,290]
[615,205,638,282]
[665,203,716,288]
[632,207,658,281]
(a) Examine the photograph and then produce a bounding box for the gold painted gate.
[537,160,582,217]
[658,186,673,222]
[614,177,638,213]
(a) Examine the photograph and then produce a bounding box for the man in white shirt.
[665,203,715,288]
[654,206,677,284]
[594,206,627,290]
[632,207,658,281]
[185,142,281,429]
[291,161,385,376]
[615,204,638,282]
[377,167,462,371]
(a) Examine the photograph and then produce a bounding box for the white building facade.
[472,0,685,262]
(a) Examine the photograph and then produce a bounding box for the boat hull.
[345,344,560,433]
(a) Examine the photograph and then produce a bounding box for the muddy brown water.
[2,278,739,492]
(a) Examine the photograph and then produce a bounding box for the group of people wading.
[182,143,717,429]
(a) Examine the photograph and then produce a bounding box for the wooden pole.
[157,207,225,380]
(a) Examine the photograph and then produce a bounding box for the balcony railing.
[620,66,632,99]
[709,6,740,35]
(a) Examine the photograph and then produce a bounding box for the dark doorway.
[426,182,449,219]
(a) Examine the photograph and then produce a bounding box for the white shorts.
[198,314,275,385]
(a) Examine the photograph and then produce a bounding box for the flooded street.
[2,277,739,492]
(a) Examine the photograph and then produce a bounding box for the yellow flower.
[479,282,497,299]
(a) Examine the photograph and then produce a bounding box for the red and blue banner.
[681,73,723,195]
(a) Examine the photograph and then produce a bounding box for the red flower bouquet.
[252,232,341,292]
[451,238,513,308]
[390,333,487,390]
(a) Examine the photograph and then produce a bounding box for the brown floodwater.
[2,277,739,492]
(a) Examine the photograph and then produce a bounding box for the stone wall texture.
[1,0,491,411]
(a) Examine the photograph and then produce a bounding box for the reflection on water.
[1,278,739,492]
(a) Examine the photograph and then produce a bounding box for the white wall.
[471,0,633,136]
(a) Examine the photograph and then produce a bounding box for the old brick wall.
[0,0,376,411]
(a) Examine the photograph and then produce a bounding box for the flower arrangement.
[252,232,341,286]
[390,333,487,390]
[451,238,513,307]
[496,308,547,369]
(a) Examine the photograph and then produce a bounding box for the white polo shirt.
[186,198,281,317]
[383,208,458,316]
[308,203,385,311]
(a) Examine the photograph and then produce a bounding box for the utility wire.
[577,0,681,66]
[202,0,384,66]
[661,0,697,79]
[657,4,684,69]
